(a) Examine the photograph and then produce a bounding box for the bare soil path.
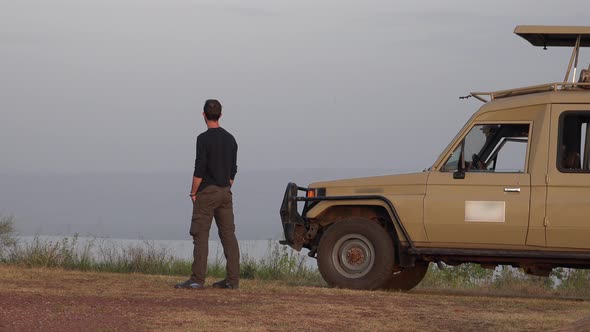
[0,266,588,331]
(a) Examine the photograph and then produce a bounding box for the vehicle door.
[424,122,532,246]
[546,106,590,249]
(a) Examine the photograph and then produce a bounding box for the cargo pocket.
[189,190,217,236]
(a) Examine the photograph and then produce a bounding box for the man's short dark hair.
[204,99,222,121]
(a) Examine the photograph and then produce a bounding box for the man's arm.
[190,176,202,203]
[194,136,207,178]
[191,135,207,202]
[230,138,238,186]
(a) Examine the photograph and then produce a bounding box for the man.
[175,99,240,290]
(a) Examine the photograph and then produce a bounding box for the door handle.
[504,188,521,193]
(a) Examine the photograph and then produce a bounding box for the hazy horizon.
[1,167,411,240]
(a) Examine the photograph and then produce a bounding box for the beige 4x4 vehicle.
[280,26,590,290]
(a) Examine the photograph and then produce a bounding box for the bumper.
[279,183,308,251]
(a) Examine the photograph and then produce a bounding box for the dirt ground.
[0,266,589,332]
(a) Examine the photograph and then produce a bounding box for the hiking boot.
[175,279,204,289]
[212,279,238,289]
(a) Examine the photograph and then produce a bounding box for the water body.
[1,168,397,240]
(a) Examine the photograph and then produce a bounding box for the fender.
[298,195,416,249]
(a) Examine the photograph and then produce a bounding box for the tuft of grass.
[419,263,590,299]
[9,235,92,270]
[419,263,494,289]
[490,265,554,296]
[0,215,17,261]
[94,240,182,275]
[3,235,322,284]
[205,245,228,279]
[554,268,590,297]
[239,242,323,286]
[206,241,323,286]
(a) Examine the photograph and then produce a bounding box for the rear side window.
[558,111,590,172]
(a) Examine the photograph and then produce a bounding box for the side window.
[558,112,590,172]
[442,124,530,173]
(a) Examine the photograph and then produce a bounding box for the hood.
[309,171,428,196]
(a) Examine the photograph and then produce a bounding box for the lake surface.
[1,168,399,241]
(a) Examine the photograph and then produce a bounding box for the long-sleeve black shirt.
[193,127,238,192]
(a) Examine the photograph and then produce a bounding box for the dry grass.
[0,265,589,332]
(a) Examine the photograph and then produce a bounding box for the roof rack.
[469,82,590,103]
[464,26,590,103]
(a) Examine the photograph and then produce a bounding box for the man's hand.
[190,193,197,204]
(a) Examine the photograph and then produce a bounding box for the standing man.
[176,99,240,290]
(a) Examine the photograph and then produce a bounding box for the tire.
[382,262,429,291]
[317,218,395,290]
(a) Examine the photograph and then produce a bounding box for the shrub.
[9,235,91,269]
[490,266,554,296]
[555,268,590,296]
[419,263,494,289]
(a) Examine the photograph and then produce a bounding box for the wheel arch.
[305,198,416,266]
[308,199,411,239]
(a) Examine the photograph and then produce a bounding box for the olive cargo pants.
[189,185,240,286]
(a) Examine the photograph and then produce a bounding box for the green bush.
[493,266,553,289]
[419,263,494,289]
[555,268,590,296]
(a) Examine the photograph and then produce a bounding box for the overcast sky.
[2,1,590,240]
[2,0,589,175]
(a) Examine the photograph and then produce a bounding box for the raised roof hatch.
[464,25,590,103]
[515,25,590,47]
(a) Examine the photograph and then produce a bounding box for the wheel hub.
[346,247,365,265]
[331,234,375,279]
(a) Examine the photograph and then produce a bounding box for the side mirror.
[453,170,465,179]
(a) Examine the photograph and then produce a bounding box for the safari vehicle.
[279,25,590,290]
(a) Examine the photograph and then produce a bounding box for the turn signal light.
[306,189,316,198]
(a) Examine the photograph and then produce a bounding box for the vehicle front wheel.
[382,262,429,291]
[317,218,395,290]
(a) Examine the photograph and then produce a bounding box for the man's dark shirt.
[193,127,238,192]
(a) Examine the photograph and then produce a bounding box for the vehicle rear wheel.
[317,218,395,290]
[382,262,429,291]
